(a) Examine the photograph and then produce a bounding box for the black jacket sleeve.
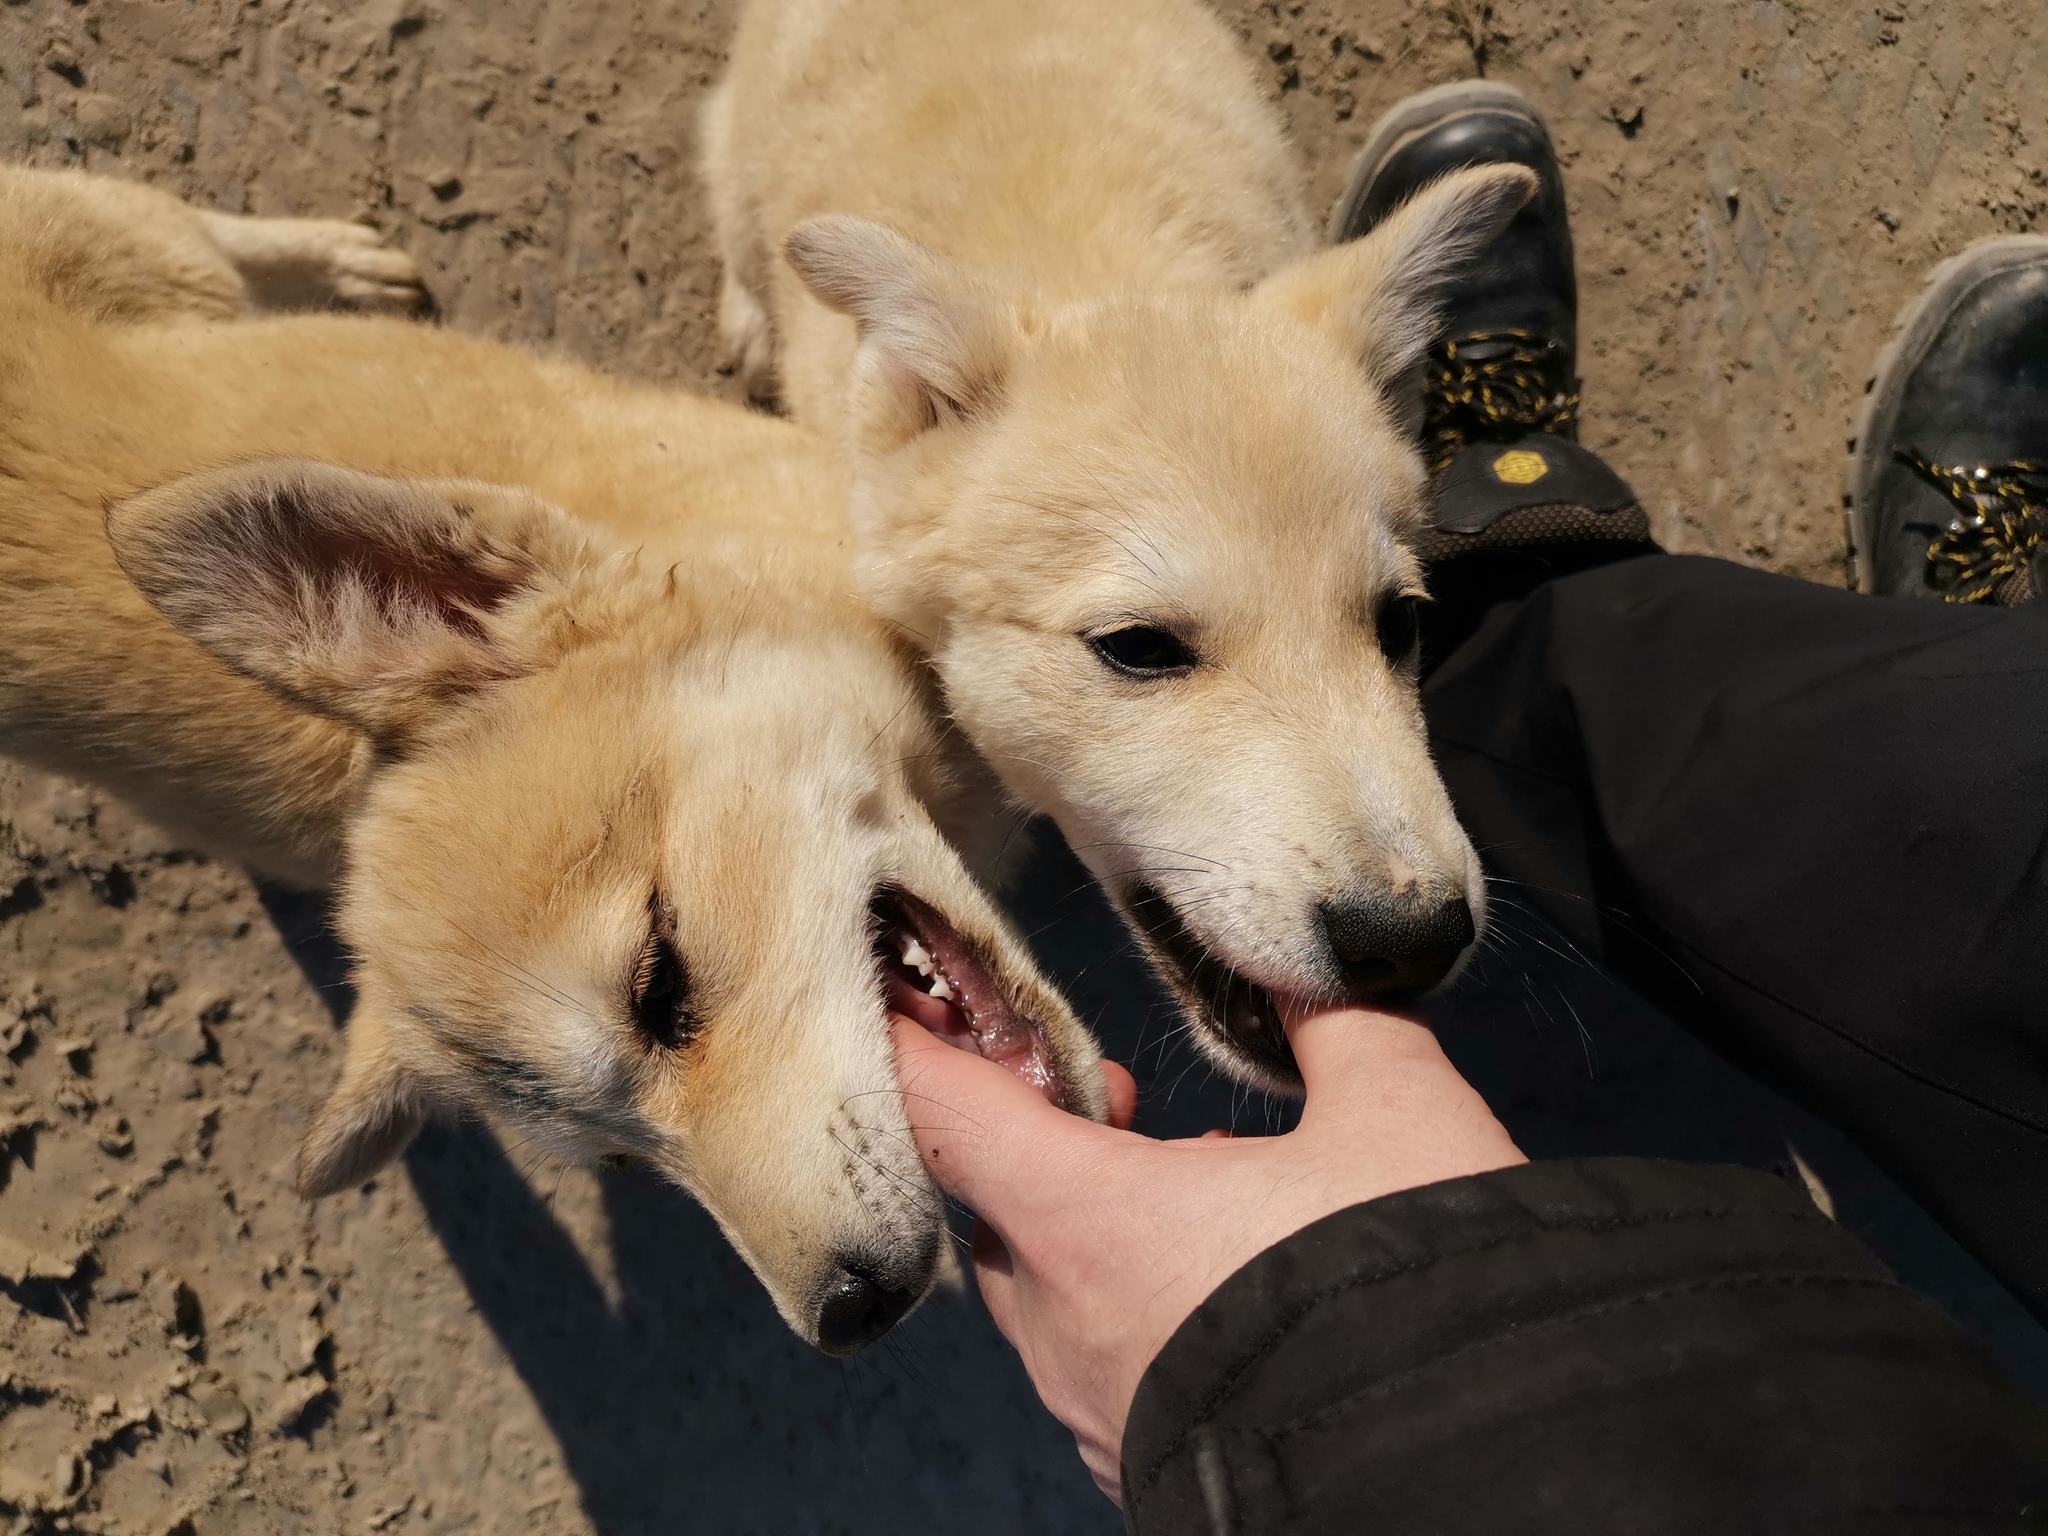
[1119,1158,2048,1534]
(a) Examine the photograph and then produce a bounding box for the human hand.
[893,1004,1524,1503]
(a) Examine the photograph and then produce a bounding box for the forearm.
[1122,1158,2048,1533]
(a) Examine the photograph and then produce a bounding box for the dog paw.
[717,274,779,402]
[299,220,429,314]
[735,326,780,408]
[205,213,430,315]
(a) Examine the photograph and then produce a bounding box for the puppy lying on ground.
[0,167,1104,1352]
[701,0,1536,1091]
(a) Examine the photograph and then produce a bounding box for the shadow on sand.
[260,824,2047,1533]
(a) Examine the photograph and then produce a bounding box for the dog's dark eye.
[1090,625,1197,678]
[630,903,696,1050]
[1375,595,1423,666]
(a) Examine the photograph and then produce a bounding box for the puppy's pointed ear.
[296,996,429,1197]
[784,215,1023,442]
[107,458,596,750]
[1254,165,1537,418]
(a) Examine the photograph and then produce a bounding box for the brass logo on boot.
[1492,449,1549,486]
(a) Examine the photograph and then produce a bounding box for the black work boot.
[1332,81,1653,653]
[1846,236,2048,607]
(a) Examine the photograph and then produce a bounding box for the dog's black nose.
[1318,892,1474,998]
[815,1262,920,1356]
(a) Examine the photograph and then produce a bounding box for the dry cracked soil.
[3,1,2045,1532]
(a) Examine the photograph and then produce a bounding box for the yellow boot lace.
[1423,329,1581,474]
[1896,452,2048,605]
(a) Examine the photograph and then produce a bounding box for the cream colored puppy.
[0,167,1104,1351]
[702,0,1534,1086]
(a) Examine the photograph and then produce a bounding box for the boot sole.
[1329,79,1546,244]
[1842,234,2048,592]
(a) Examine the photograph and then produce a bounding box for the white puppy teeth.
[896,926,971,1014]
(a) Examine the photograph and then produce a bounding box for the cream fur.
[0,166,1103,1346]
[701,0,1534,1084]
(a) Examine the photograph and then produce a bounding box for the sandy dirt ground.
[3,1,2045,1532]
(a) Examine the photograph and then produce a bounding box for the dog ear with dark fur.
[107,458,604,750]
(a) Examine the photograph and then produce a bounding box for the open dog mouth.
[1126,883,1299,1085]
[871,889,1069,1109]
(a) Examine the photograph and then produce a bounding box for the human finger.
[891,1019,1110,1221]
[1100,1058,1138,1131]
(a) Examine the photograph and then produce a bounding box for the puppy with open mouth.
[0,165,1104,1353]
[704,0,1527,1089]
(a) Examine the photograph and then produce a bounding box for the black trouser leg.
[1423,553,2048,1319]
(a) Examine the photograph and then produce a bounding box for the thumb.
[1101,1057,1139,1132]
[891,1018,1107,1223]
[1279,999,1463,1111]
